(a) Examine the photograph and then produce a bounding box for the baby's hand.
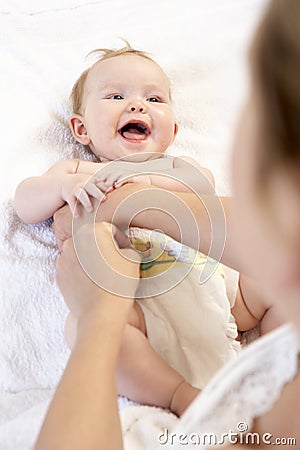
[95,168,152,192]
[61,173,106,217]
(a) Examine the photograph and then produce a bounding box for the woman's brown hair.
[251,0,300,186]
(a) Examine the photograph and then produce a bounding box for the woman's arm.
[52,183,241,271]
[95,184,240,270]
[34,222,140,450]
[34,295,131,450]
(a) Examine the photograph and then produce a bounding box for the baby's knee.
[260,305,283,335]
[119,323,150,359]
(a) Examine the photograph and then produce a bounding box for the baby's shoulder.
[174,155,215,187]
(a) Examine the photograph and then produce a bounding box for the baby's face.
[77,54,177,162]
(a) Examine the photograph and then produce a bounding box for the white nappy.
[129,228,240,390]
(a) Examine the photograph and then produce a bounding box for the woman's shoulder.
[173,324,300,447]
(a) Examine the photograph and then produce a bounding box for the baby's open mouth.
[118,121,150,141]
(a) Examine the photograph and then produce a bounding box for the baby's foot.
[170,380,200,417]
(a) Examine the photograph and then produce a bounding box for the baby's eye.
[109,94,123,100]
[147,97,161,103]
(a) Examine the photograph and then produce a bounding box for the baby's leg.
[64,304,199,416]
[231,274,265,332]
[232,274,284,335]
[64,303,144,350]
[260,305,283,335]
[116,322,200,416]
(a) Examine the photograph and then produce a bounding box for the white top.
[171,323,300,448]
[121,324,299,450]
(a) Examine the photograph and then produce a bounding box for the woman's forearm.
[53,184,242,270]
[34,295,133,450]
[95,183,241,271]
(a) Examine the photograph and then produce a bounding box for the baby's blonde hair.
[70,41,169,114]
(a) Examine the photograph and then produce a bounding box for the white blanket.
[0,0,267,448]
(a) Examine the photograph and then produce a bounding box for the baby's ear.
[69,114,90,145]
[174,123,178,137]
[172,122,178,142]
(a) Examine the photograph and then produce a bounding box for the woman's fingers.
[52,205,73,250]
[94,222,141,275]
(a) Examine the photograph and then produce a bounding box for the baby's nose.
[130,105,144,112]
[127,99,147,114]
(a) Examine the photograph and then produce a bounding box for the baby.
[14,43,278,416]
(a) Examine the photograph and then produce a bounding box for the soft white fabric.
[0,0,268,448]
[0,200,69,391]
[0,389,53,449]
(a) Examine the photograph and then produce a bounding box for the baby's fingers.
[85,182,107,202]
[95,179,117,194]
[93,180,111,195]
[104,172,123,187]
[72,186,93,215]
[105,171,134,188]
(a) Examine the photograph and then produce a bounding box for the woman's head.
[251,0,300,186]
[232,0,300,324]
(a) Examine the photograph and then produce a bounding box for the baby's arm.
[95,156,215,195]
[14,160,79,223]
[14,159,105,224]
[146,156,215,194]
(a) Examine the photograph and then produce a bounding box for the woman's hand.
[52,183,150,251]
[52,204,73,251]
[56,222,141,321]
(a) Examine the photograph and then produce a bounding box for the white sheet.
[0,1,267,448]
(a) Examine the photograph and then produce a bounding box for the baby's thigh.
[64,303,146,350]
[128,302,147,335]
